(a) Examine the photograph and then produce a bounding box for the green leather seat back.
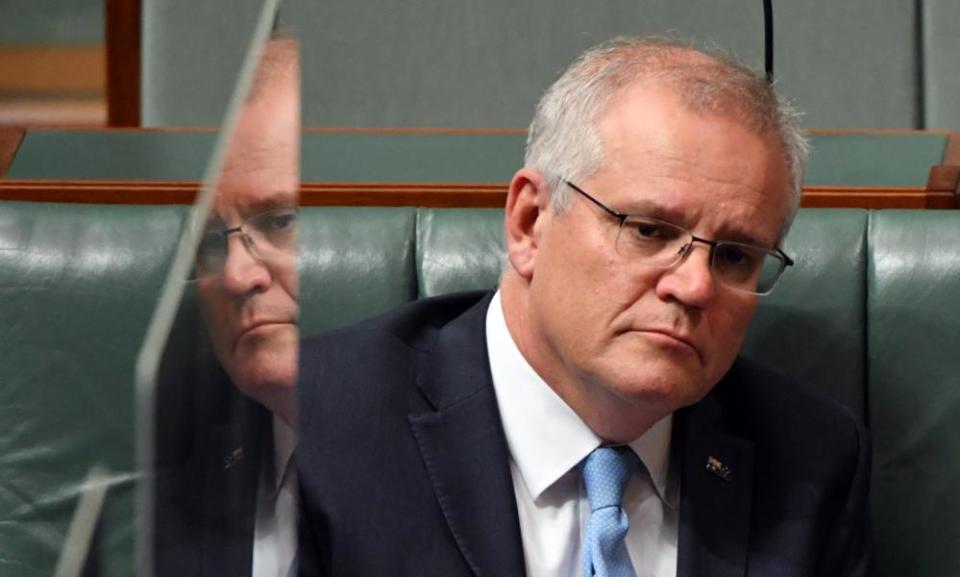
[868,210,960,577]
[0,204,420,576]
[742,209,868,415]
[416,207,868,418]
[5,202,960,577]
[416,208,505,298]
[299,207,418,333]
[0,201,186,577]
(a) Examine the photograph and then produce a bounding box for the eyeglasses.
[564,181,792,295]
[193,207,297,279]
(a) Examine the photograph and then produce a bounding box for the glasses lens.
[713,242,785,294]
[245,208,297,261]
[754,251,787,294]
[193,230,228,278]
[612,211,788,296]
[615,216,691,267]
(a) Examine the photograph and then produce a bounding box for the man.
[153,35,300,577]
[298,37,872,576]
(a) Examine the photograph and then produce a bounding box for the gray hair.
[525,37,808,234]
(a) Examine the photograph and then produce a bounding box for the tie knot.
[580,446,639,512]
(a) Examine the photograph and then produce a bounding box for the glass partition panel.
[131,1,299,577]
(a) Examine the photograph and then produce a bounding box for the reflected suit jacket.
[297,291,874,577]
[153,344,270,577]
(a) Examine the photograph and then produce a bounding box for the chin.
[605,365,714,414]
[229,345,298,405]
[601,339,718,407]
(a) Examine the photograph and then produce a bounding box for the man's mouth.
[233,319,297,350]
[633,328,703,363]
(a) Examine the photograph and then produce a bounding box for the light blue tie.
[580,446,639,577]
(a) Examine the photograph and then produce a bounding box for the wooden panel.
[0,127,26,178]
[106,0,142,127]
[0,181,505,206]
[0,45,105,93]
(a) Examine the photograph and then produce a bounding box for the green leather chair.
[1,202,958,576]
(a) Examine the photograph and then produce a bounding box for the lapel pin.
[224,447,244,471]
[706,456,733,482]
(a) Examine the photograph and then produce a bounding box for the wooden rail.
[1,127,957,209]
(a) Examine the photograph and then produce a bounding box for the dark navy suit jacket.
[153,329,270,577]
[297,291,873,577]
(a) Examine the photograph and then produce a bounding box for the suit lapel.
[408,292,526,577]
[676,384,755,577]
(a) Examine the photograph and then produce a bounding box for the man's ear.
[504,168,550,280]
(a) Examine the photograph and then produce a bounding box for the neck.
[255,389,297,429]
[499,273,665,443]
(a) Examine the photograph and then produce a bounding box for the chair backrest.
[2,202,959,577]
[867,210,960,575]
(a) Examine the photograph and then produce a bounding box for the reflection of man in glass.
[195,37,300,424]
[154,36,299,577]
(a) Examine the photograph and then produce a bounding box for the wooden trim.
[300,183,505,207]
[926,166,959,192]
[105,0,142,127]
[26,126,215,134]
[0,180,507,206]
[801,188,956,209]
[942,132,960,166]
[2,179,955,209]
[0,127,26,179]
[0,180,197,204]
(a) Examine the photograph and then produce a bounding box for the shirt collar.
[272,414,297,493]
[486,290,675,507]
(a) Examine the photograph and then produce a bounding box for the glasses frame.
[563,180,793,295]
[191,206,298,280]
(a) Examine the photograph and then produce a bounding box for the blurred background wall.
[3,0,960,129]
[141,0,960,130]
[0,0,105,125]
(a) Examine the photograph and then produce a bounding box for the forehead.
[592,82,792,245]
[213,57,300,218]
[214,126,298,218]
[213,153,298,219]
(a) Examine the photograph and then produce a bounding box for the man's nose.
[220,234,271,296]
[654,242,716,309]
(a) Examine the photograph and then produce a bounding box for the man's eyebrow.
[714,227,772,248]
[619,199,684,223]
[242,190,298,213]
[621,200,775,248]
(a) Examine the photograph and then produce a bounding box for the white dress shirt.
[486,291,678,577]
[252,415,298,577]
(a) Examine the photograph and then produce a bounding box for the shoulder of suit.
[301,289,493,356]
[713,356,866,445]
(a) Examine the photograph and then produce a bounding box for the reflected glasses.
[193,207,297,279]
[564,181,792,295]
